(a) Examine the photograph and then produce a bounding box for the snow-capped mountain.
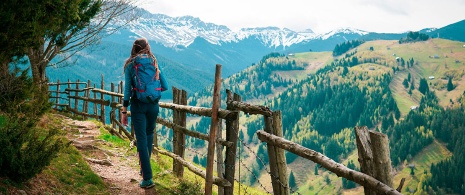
[124,9,374,49]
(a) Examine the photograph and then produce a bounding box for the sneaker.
[140,179,155,189]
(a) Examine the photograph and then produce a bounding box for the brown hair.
[124,38,159,79]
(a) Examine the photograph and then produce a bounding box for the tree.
[447,77,454,91]
[0,0,79,66]
[27,0,138,84]
[419,78,429,95]
[289,171,297,189]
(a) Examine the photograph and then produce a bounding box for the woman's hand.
[121,113,128,126]
[121,107,128,126]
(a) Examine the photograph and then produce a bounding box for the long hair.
[124,38,158,70]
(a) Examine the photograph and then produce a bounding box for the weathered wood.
[55,80,60,109]
[227,100,272,117]
[370,130,393,188]
[216,118,224,195]
[100,75,105,125]
[48,82,87,86]
[272,110,290,195]
[264,114,280,194]
[156,118,233,147]
[154,147,232,187]
[92,88,124,97]
[68,96,110,106]
[172,87,187,178]
[257,130,401,195]
[223,90,241,195]
[158,102,237,120]
[355,126,376,195]
[65,87,94,92]
[85,157,113,166]
[68,79,72,116]
[205,64,222,195]
[93,84,98,116]
[111,83,116,130]
[75,79,80,117]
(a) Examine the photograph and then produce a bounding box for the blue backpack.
[131,55,162,104]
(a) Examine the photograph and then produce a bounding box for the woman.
[121,37,168,189]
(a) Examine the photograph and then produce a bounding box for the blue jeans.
[130,99,159,180]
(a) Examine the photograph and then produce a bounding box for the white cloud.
[137,0,465,34]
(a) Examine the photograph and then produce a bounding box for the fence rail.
[48,65,401,195]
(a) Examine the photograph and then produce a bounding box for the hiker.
[121,37,168,189]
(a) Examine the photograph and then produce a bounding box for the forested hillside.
[185,38,465,194]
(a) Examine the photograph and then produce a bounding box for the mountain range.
[46,7,465,95]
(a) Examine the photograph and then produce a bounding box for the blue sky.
[138,0,465,34]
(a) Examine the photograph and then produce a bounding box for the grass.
[0,113,111,195]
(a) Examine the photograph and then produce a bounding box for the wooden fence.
[48,66,403,195]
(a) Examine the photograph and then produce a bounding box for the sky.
[137,0,465,34]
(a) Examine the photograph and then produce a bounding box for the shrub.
[0,65,64,182]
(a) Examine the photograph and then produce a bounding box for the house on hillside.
[410,105,418,110]
[429,76,435,80]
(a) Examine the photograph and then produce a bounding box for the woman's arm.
[158,63,169,92]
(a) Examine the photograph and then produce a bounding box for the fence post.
[111,83,116,131]
[100,75,105,125]
[223,90,240,195]
[93,84,98,117]
[264,113,281,194]
[216,118,225,195]
[83,80,90,120]
[67,79,71,112]
[205,64,222,195]
[55,80,60,110]
[172,87,187,177]
[272,110,290,195]
[355,126,393,195]
[75,79,80,116]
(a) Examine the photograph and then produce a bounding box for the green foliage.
[289,170,297,189]
[175,179,203,195]
[399,31,430,44]
[342,160,357,189]
[0,65,64,182]
[447,77,454,91]
[332,40,365,56]
[418,78,430,95]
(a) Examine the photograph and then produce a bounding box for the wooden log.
[264,114,280,194]
[205,64,222,195]
[158,102,237,120]
[93,84,98,116]
[256,130,401,195]
[272,110,289,195]
[100,75,105,125]
[355,126,376,195]
[216,118,225,195]
[156,118,233,147]
[92,88,124,97]
[48,82,87,86]
[154,147,231,187]
[227,100,272,117]
[68,96,110,106]
[172,87,187,178]
[85,157,113,166]
[370,130,393,188]
[223,90,241,195]
[65,87,94,92]
[55,80,60,110]
[74,79,79,116]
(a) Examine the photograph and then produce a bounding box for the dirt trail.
[60,115,158,195]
